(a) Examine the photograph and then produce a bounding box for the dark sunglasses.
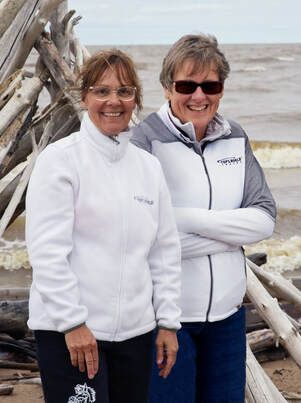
[174,80,223,95]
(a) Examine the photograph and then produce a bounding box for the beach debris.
[0,1,300,402]
[246,262,301,368]
[0,383,14,395]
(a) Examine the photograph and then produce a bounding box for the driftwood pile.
[0,1,301,401]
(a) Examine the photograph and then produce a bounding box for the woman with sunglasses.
[132,34,276,402]
[25,49,181,403]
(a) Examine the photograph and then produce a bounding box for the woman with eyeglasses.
[132,34,276,402]
[25,49,181,403]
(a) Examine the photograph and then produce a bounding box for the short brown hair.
[78,49,143,111]
[160,34,230,90]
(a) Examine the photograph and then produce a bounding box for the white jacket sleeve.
[26,145,88,332]
[148,163,182,330]
[174,207,275,246]
[179,232,238,259]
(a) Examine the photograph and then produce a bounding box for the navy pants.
[149,307,246,403]
[35,330,153,403]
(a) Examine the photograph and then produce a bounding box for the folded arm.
[174,136,276,246]
[179,232,238,259]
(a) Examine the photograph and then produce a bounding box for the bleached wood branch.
[0,0,64,81]
[0,70,24,110]
[35,32,83,117]
[0,0,27,39]
[245,343,287,403]
[0,118,53,237]
[247,258,301,311]
[0,102,79,182]
[0,74,43,139]
[247,328,276,353]
[50,1,70,64]
[246,264,301,368]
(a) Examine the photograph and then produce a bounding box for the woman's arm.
[26,145,88,332]
[174,206,275,246]
[174,137,276,246]
[179,232,238,259]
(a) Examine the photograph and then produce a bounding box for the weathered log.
[69,15,85,72]
[0,384,14,396]
[0,360,38,370]
[245,301,301,332]
[0,104,79,227]
[0,103,37,176]
[0,74,44,141]
[35,32,82,117]
[50,1,70,65]
[0,0,65,81]
[0,101,79,179]
[0,300,29,338]
[0,70,24,109]
[0,110,59,236]
[256,346,287,363]
[245,343,287,403]
[247,258,301,311]
[247,264,301,368]
[0,0,27,39]
[248,328,276,353]
[0,288,29,300]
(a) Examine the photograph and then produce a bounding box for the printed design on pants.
[67,382,96,402]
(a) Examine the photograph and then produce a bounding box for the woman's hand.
[65,324,99,379]
[155,328,178,378]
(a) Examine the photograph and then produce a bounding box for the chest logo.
[134,195,154,205]
[217,156,242,166]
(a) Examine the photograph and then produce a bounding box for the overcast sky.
[69,0,300,45]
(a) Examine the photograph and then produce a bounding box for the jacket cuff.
[62,322,86,334]
[158,326,178,333]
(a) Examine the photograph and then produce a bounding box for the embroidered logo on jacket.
[134,195,154,205]
[68,383,96,402]
[217,156,242,166]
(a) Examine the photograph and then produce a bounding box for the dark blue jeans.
[149,307,246,403]
[35,330,153,403]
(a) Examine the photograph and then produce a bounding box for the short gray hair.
[160,34,230,90]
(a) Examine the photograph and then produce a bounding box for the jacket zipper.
[112,154,129,340]
[200,151,214,321]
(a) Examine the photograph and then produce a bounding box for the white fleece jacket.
[26,112,181,341]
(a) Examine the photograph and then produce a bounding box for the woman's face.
[83,69,136,136]
[165,60,223,140]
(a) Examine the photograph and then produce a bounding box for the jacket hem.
[181,307,239,323]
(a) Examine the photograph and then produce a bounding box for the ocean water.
[0,43,300,282]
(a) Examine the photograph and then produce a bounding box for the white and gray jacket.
[131,103,276,322]
[26,112,181,341]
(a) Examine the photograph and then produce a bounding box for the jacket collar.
[81,112,131,162]
[157,102,231,145]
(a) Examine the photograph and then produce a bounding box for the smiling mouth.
[102,112,123,117]
[188,105,208,112]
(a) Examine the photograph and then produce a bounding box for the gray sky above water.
[69,0,300,45]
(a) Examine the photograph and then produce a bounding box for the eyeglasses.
[173,80,223,95]
[89,85,136,101]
